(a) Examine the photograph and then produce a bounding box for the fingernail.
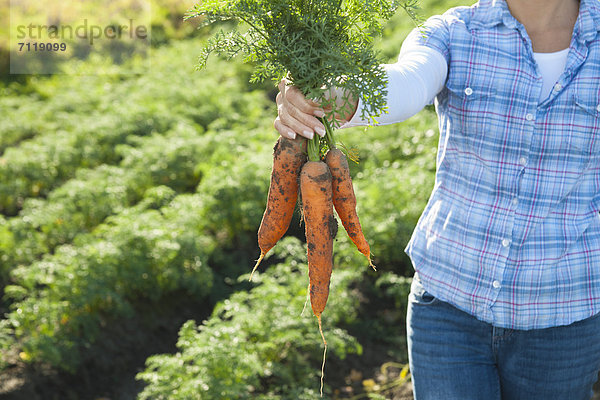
[288,131,296,139]
[315,126,326,137]
[303,130,314,139]
[314,110,325,118]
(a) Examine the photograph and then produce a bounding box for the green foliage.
[3,194,216,371]
[0,96,48,153]
[0,125,213,277]
[187,0,419,124]
[0,120,280,372]
[3,165,149,270]
[137,237,362,399]
[0,0,208,76]
[0,216,14,269]
[195,134,272,248]
[375,272,412,312]
[148,0,209,46]
[356,154,435,273]
[117,125,207,193]
[0,40,269,216]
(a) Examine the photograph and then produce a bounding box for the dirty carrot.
[325,148,375,270]
[250,136,307,281]
[300,158,337,396]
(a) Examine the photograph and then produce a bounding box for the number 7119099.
[18,42,67,51]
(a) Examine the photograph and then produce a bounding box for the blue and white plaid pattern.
[405,0,600,329]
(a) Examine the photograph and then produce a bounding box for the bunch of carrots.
[250,113,375,394]
[250,122,374,318]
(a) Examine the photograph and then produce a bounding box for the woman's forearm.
[341,45,448,128]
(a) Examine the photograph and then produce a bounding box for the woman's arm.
[341,45,448,128]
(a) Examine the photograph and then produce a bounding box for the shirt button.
[512,197,518,206]
[464,87,473,96]
[519,157,527,166]
[502,238,511,247]
[553,83,562,92]
[525,113,535,121]
[493,280,501,289]
[596,104,600,113]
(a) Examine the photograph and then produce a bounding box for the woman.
[274,0,600,398]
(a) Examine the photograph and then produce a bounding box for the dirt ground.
[334,363,600,400]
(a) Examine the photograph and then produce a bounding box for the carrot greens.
[186,0,420,129]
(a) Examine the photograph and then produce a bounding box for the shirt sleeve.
[401,14,451,64]
[340,15,451,128]
[341,45,448,128]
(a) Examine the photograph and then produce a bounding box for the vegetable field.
[10,0,587,399]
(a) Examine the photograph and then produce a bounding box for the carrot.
[300,160,337,396]
[301,160,337,317]
[325,148,375,270]
[250,136,307,281]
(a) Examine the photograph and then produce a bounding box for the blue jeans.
[407,275,600,400]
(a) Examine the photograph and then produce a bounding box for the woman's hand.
[274,79,358,139]
[274,79,326,140]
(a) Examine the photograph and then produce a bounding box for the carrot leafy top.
[186,0,419,127]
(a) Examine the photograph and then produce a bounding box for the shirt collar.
[469,0,512,29]
[470,0,600,43]
[575,0,600,43]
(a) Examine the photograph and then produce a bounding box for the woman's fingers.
[276,79,326,139]
[280,81,324,117]
[273,116,296,139]
[277,102,319,139]
[274,78,358,137]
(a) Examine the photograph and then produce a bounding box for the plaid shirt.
[405,0,600,329]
